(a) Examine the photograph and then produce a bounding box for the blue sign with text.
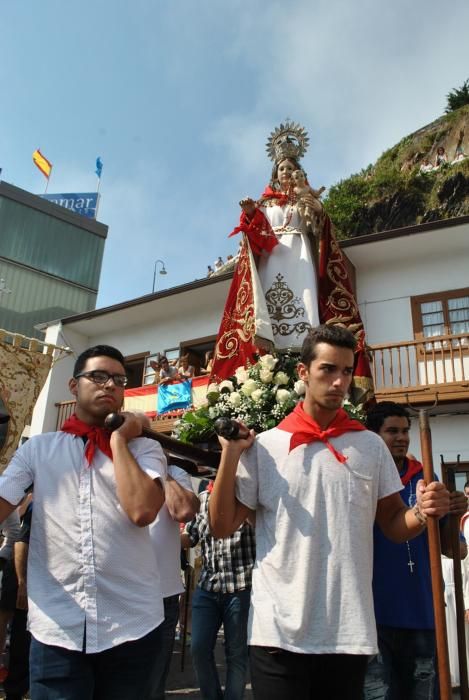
[40,192,99,219]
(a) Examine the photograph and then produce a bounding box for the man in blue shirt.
[366,401,466,699]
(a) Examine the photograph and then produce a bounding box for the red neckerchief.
[61,413,113,466]
[206,480,214,494]
[228,208,278,255]
[260,185,290,206]
[277,402,366,463]
[399,457,423,486]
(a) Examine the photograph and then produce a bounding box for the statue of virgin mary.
[211,120,373,404]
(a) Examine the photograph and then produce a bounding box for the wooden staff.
[440,454,469,699]
[104,412,220,474]
[419,409,451,699]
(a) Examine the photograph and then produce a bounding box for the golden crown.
[266,120,309,163]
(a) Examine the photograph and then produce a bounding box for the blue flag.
[157,379,192,414]
[95,157,103,179]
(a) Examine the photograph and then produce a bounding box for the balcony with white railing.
[370,332,469,404]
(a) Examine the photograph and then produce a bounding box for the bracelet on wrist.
[413,504,428,527]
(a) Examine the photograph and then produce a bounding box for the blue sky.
[2,0,469,307]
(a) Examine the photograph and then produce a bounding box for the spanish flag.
[32,149,52,179]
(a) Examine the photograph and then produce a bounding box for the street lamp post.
[152,260,168,293]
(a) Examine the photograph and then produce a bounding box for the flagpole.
[44,169,51,195]
[95,176,101,219]
[94,158,103,219]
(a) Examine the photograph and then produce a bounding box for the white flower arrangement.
[175,353,366,444]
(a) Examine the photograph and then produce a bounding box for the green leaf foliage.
[446,79,469,113]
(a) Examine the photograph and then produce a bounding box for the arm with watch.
[376,479,449,543]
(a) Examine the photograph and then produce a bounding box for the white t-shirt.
[236,427,402,655]
[149,465,193,598]
[0,432,166,653]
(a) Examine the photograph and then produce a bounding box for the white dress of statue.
[248,122,323,352]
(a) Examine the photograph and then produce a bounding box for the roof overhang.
[340,216,469,268]
[50,272,233,335]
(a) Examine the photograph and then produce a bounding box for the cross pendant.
[407,559,415,573]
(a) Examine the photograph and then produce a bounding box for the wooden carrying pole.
[104,413,220,475]
[440,455,469,699]
[419,410,452,699]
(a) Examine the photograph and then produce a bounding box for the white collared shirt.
[149,465,193,598]
[0,431,166,653]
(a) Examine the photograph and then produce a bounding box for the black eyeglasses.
[74,370,128,388]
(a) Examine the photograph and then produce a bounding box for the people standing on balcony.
[0,344,167,699]
[199,350,214,376]
[150,359,162,384]
[159,356,180,385]
[366,400,467,699]
[178,355,195,380]
[209,325,450,700]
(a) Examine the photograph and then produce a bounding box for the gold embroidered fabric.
[0,331,53,471]
[214,241,256,360]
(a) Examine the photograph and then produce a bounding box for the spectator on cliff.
[452,144,468,164]
[435,146,448,168]
[214,256,224,271]
[207,265,214,277]
[419,158,435,174]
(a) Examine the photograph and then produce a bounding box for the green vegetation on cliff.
[324,105,469,238]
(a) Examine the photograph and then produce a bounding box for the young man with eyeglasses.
[0,345,167,700]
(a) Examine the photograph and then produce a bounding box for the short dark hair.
[366,401,411,433]
[300,324,357,366]
[464,480,469,492]
[73,345,126,377]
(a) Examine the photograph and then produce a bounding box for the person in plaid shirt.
[182,484,255,699]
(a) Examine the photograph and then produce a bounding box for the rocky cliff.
[324,105,469,238]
